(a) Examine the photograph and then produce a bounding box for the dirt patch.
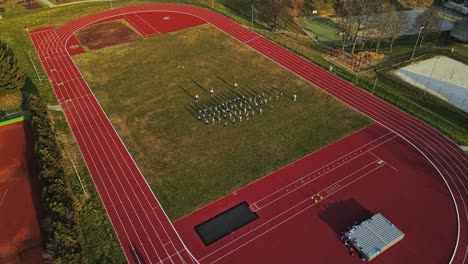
[0,121,44,264]
[23,2,41,10]
[0,7,5,13]
[17,0,41,10]
[75,20,141,50]
[0,94,21,112]
[328,50,385,72]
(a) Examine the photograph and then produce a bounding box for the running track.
[28,4,467,264]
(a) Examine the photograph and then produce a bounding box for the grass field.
[1,1,464,261]
[303,17,342,46]
[74,24,371,220]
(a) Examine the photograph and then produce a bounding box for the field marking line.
[96,7,466,263]
[81,6,464,264]
[58,54,170,263]
[172,123,378,224]
[124,14,150,37]
[0,188,9,209]
[44,39,147,260]
[44,6,467,263]
[236,25,467,263]
[238,21,468,179]
[58,76,85,85]
[207,162,385,263]
[276,40,468,180]
[242,29,467,263]
[254,134,397,211]
[368,151,399,173]
[67,77,162,262]
[244,36,261,43]
[134,13,161,34]
[61,93,93,105]
[157,249,187,264]
[58,13,203,263]
[55,8,197,253]
[253,131,394,206]
[57,27,173,261]
[60,9,466,262]
[199,159,382,262]
[35,29,154,264]
[78,83,182,262]
[54,24,186,263]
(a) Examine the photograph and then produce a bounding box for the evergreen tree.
[0,43,25,94]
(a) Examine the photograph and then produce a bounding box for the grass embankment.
[73,24,371,220]
[49,111,126,263]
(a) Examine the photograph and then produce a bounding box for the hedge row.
[27,95,84,263]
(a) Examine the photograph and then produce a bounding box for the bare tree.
[256,0,290,29]
[336,0,382,55]
[345,0,366,54]
[335,2,354,53]
[372,1,395,52]
[414,8,442,47]
[385,10,409,52]
[288,0,304,17]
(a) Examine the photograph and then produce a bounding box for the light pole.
[251,3,254,29]
[424,56,440,95]
[28,50,42,82]
[411,26,424,61]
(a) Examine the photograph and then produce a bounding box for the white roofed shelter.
[344,213,405,261]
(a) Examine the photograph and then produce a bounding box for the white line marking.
[0,188,9,209]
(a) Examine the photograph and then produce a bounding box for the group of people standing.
[191,84,296,126]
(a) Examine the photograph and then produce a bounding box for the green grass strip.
[0,116,25,127]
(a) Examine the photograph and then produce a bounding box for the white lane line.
[368,151,399,173]
[0,188,9,209]
[44,7,467,264]
[208,163,385,264]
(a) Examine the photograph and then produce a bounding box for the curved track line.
[29,4,467,264]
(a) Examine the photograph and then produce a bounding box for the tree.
[335,3,354,52]
[256,0,290,29]
[371,1,395,52]
[385,10,409,52]
[335,0,382,54]
[0,43,25,94]
[414,8,442,46]
[347,0,376,54]
[288,0,304,17]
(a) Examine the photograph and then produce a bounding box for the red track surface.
[175,123,457,263]
[28,4,467,264]
[0,121,43,264]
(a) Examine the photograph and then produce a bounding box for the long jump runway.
[28,4,467,264]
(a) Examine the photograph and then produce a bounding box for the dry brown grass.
[0,94,21,112]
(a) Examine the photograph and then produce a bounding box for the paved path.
[36,0,111,8]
